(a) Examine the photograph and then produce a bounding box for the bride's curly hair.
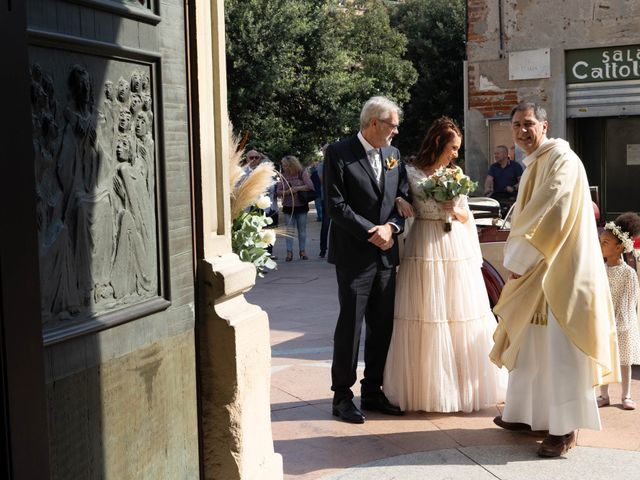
[413,116,462,170]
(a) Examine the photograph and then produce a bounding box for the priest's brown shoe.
[493,415,532,432]
[493,415,548,436]
[537,431,577,458]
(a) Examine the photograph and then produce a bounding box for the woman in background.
[277,155,315,261]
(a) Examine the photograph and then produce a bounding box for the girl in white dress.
[597,212,640,410]
[383,117,506,413]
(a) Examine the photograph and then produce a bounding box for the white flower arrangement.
[255,195,272,210]
[227,125,278,277]
[604,221,635,253]
[416,165,477,232]
[260,228,276,246]
[232,206,277,277]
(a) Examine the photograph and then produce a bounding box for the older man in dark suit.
[324,96,410,423]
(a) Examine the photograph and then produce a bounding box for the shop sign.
[566,45,640,83]
[509,49,550,80]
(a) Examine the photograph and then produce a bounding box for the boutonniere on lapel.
[385,156,398,170]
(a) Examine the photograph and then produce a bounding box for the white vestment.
[500,195,600,435]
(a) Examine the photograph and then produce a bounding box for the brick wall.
[467,1,518,118]
[467,0,489,45]
[467,64,518,118]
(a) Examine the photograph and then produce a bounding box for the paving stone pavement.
[246,208,640,480]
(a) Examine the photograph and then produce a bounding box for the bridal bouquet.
[416,165,477,231]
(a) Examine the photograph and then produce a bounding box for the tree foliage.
[225,0,417,163]
[390,0,466,155]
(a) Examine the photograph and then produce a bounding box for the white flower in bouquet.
[261,229,276,246]
[256,195,272,210]
[416,165,478,231]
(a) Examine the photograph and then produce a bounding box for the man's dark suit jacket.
[323,135,410,270]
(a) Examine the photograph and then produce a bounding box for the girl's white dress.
[383,166,506,412]
[606,262,640,366]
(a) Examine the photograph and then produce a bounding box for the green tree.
[390,0,466,155]
[225,0,417,163]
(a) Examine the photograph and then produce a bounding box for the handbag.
[298,188,317,203]
[297,171,318,203]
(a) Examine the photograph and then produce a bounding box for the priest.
[490,101,620,458]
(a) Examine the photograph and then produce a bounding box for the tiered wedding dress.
[383,165,506,412]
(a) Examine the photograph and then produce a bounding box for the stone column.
[191,1,283,479]
[198,256,283,480]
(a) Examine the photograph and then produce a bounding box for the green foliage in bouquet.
[232,206,277,277]
[416,165,477,232]
[417,165,477,202]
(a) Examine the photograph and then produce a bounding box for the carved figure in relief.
[116,76,130,103]
[130,71,143,93]
[112,134,153,298]
[129,93,143,115]
[31,65,81,321]
[118,108,133,133]
[104,80,115,102]
[31,65,61,238]
[134,110,155,233]
[141,72,150,93]
[58,65,115,306]
[98,80,117,142]
[32,62,157,323]
[141,93,152,111]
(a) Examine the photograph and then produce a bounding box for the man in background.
[484,144,523,215]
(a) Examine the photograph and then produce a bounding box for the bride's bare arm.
[395,196,414,218]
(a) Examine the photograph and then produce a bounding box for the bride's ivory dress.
[383,166,506,412]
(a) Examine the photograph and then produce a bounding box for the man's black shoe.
[361,394,404,416]
[332,399,365,424]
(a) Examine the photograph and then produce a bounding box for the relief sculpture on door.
[31,58,159,330]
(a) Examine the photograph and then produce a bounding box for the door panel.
[21,0,198,477]
[25,1,172,343]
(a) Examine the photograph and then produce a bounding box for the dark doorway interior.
[571,115,640,219]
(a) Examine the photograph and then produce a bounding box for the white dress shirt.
[357,131,400,233]
[357,132,382,184]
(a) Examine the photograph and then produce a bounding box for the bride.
[383,117,506,413]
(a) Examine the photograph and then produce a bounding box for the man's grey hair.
[495,145,508,154]
[360,96,402,131]
[510,101,547,122]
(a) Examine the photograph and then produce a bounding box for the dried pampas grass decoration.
[228,124,277,219]
[228,126,245,194]
[231,162,277,218]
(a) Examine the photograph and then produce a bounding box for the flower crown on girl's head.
[604,221,635,253]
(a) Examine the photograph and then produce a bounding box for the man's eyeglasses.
[247,156,261,161]
[378,119,400,130]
